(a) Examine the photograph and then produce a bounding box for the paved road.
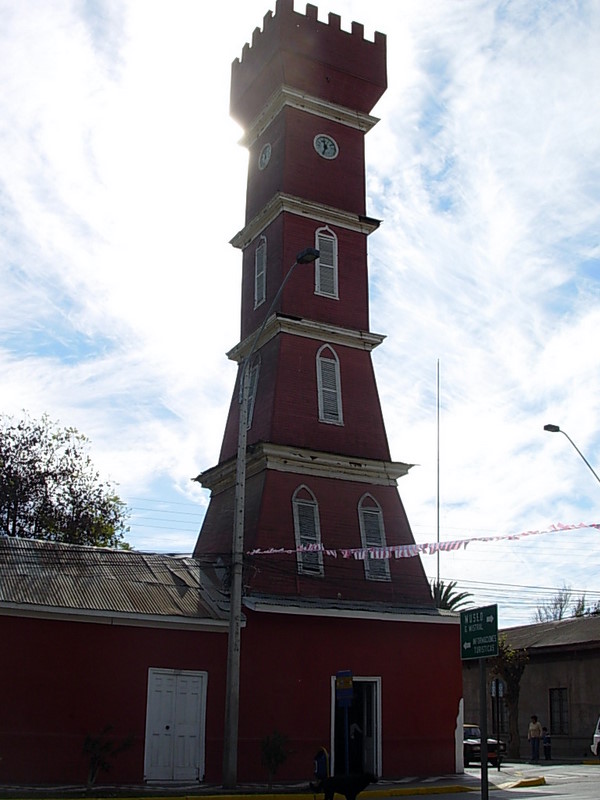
[449,761,600,800]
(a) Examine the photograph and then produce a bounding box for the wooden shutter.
[318,352,342,423]
[360,503,390,581]
[296,500,321,573]
[316,230,337,297]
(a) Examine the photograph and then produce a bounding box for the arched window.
[316,345,343,425]
[292,486,324,575]
[240,357,260,430]
[246,358,260,429]
[358,494,390,581]
[254,235,267,308]
[315,226,338,298]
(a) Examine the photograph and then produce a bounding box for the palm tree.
[431,579,473,610]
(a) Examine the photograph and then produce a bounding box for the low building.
[1,536,461,786]
[0,536,230,784]
[462,615,600,758]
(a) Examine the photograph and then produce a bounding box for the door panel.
[145,669,207,781]
[173,673,204,780]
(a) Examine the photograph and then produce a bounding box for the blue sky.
[1,0,599,626]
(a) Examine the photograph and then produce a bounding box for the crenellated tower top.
[231,0,387,128]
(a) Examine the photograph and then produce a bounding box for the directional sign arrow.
[460,604,499,660]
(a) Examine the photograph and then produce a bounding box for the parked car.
[591,715,600,757]
[464,723,506,767]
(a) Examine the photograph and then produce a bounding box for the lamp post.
[222,246,319,788]
[543,424,600,486]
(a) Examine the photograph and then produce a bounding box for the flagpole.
[436,359,440,584]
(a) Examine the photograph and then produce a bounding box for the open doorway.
[331,677,381,776]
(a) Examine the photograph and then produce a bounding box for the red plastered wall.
[236,609,461,780]
[0,615,227,785]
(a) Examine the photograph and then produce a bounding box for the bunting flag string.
[246,522,600,560]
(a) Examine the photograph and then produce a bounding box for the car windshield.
[465,726,481,738]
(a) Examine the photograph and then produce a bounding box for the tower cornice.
[230,192,381,250]
[196,441,412,496]
[239,85,380,149]
[226,313,385,364]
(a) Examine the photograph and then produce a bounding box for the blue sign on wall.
[335,669,353,707]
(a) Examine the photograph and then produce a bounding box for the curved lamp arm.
[544,424,600,486]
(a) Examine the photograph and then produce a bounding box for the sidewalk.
[0,763,550,800]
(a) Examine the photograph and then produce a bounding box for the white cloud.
[1,0,599,624]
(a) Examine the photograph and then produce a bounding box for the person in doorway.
[542,727,552,760]
[528,715,543,761]
[349,722,363,772]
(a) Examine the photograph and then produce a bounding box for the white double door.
[144,668,207,782]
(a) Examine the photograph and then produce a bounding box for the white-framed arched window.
[358,493,390,582]
[315,226,338,298]
[254,235,267,308]
[292,485,324,576]
[316,344,343,425]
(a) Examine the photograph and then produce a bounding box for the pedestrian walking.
[528,715,543,761]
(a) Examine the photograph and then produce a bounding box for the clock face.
[314,134,339,160]
[258,142,272,170]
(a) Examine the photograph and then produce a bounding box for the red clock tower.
[194,0,434,610]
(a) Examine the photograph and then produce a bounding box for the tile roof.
[0,536,229,625]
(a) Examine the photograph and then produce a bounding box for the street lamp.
[543,424,600,486]
[222,246,319,788]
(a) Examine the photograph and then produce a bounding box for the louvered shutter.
[296,500,321,573]
[318,356,341,423]
[361,507,390,581]
[316,231,337,297]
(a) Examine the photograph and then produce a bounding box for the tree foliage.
[534,584,572,622]
[260,730,289,788]
[533,584,600,622]
[574,596,600,616]
[431,579,473,610]
[83,725,134,787]
[0,412,129,547]
[490,635,528,758]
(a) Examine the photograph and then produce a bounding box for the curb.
[63,788,478,800]
[353,789,474,797]
[494,777,546,789]
[68,793,476,800]
[366,788,474,796]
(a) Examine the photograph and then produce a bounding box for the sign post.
[336,670,353,775]
[490,678,503,771]
[461,604,498,800]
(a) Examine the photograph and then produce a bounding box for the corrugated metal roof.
[502,615,600,651]
[244,591,458,621]
[0,537,229,623]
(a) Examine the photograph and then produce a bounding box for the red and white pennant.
[246,522,600,560]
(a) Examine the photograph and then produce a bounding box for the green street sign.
[460,604,498,660]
